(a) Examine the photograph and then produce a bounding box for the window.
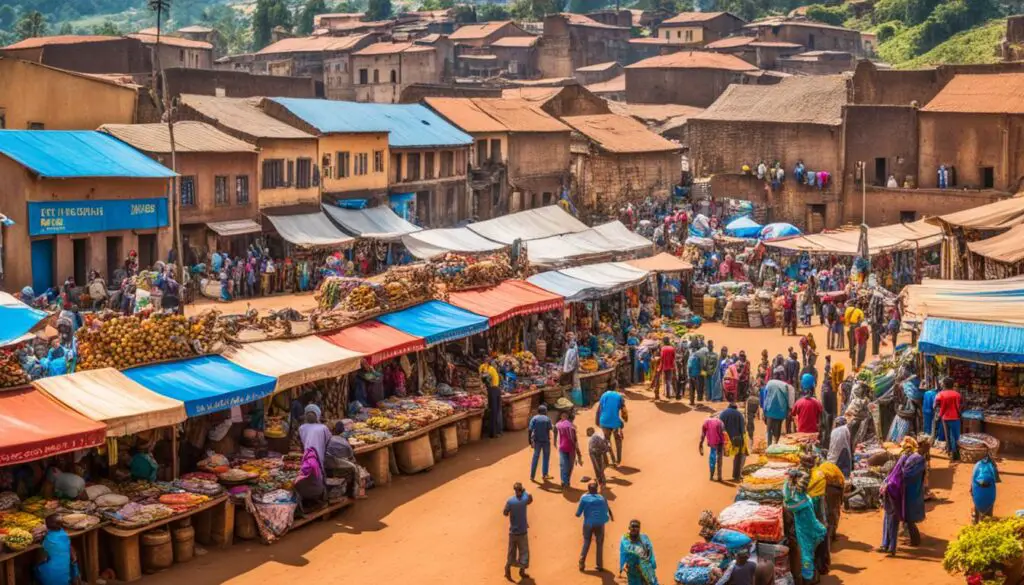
[982,166,995,189]
[337,151,350,178]
[215,175,229,205]
[359,68,368,84]
[664,30,669,39]
[899,210,917,223]
[373,69,380,83]
[392,153,403,182]
[407,152,421,181]
[390,69,397,83]
[287,160,295,186]
[373,150,384,173]
[262,159,284,188]
[180,176,196,206]
[236,176,250,204]
[490,139,501,163]
[542,192,552,206]
[424,152,435,179]
[27,122,44,130]
[676,30,681,39]
[354,153,368,176]
[685,30,693,42]
[296,158,312,188]
[476,139,487,166]
[440,150,454,178]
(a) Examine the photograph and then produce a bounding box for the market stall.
[222,337,364,392]
[321,321,426,366]
[401,227,505,260]
[0,292,48,348]
[376,301,489,348]
[321,204,421,273]
[965,223,1024,280]
[123,356,278,417]
[447,280,563,327]
[526,221,653,268]
[465,204,588,244]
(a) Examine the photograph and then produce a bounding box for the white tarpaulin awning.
[207,219,262,237]
[527,221,653,267]
[223,336,365,391]
[765,220,941,256]
[321,204,421,241]
[402,227,506,259]
[528,261,650,302]
[527,271,606,302]
[467,205,588,244]
[265,212,355,248]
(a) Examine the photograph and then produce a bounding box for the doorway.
[73,238,88,286]
[875,157,887,186]
[106,236,123,282]
[415,191,431,226]
[138,234,157,270]
[31,239,54,293]
[806,204,826,233]
[981,166,995,189]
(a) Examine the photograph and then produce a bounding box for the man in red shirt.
[699,414,726,481]
[659,337,677,400]
[791,383,824,435]
[854,323,870,369]
[934,376,963,460]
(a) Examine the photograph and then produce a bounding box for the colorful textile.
[620,534,658,585]
[783,483,826,580]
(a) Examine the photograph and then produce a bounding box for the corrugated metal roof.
[256,34,371,55]
[269,98,472,148]
[561,114,679,154]
[705,36,755,49]
[2,35,121,50]
[607,102,704,125]
[490,36,538,48]
[353,42,433,55]
[691,75,847,125]
[576,61,618,72]
[99,122,258,154]
[449,21,515,41]
[500,86,563,103]
[586,74,626,94]
[425,98,507,133]
[661,11,741,25]
[126,33,212,49]
[921,74,1024,114]
[560,13,628,30]
[0,130,176,178]
[459,53,497,61]
[474,99,570,132]
[207,219,262,237]
[179,94,314,140]
[626,51,757,71]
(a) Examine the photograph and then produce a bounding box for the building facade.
[537,14,631,79]
[349,43,438,103]
[655,12,746,46]
[624,51,758,107]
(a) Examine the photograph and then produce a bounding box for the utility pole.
[149,0,182,275]
[859,160,867,225]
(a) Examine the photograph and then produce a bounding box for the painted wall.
[319,132,390,196]
[154,151,259,225]
[257,137,321,209]
[918,112,1022,192]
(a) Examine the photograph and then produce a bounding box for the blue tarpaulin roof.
[124,355,277,417]
[0,131,177,178]
[269,99,473,148]
[724,216,762,238]
[0,292,48,348]
[919,317,1024,364]
[376,300,488,346]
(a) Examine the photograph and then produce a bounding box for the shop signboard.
[28,199,169,236]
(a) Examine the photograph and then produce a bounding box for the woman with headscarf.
[879,437,926,554]
[619,519,657,585]
[844,382,874,446]
[294,445,327,513]
[723,355,740,404]
[784,466,827,582]
[827,417,853,478]
[829,362,845,407]
[708,347,728,402]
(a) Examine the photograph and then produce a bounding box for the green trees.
[14,10,47,40]
[298,0,328,35]
[253,0,292,49]
[367,0,392,21]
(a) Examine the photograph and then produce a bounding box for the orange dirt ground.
[145,321,1024,585]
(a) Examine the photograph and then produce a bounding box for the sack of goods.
[717,501,784,542]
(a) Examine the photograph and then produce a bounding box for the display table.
[0,523,103,585]
[103,495,232,582]
[502,387,542,405]
[984,417,1024,453]
[288,497,351,533]
[580,368,615,406]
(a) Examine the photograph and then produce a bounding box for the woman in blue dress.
[708,347,728,402]
[620,519,658,585]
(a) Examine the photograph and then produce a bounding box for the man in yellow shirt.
[844,303,864,361]
[480,359,503,438]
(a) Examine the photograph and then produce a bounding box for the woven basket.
[703,296,717,319]
[505,398,532,431]
[543,385,565,404]
[959,442,989,463]
[395,434,435,474]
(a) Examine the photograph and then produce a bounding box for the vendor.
[326,423,360,499]
[34,514,79,585]
[129,440,159,482]
[47,466,85,501]
[299,404,332,468]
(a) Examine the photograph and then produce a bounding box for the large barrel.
[141,529,173,574]
[172,525,195,563]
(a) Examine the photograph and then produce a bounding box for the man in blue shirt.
[529,405,554,482]
[688,344,706,406]
[763,368,792,446]
[503,482,533,580]
[576,481,613,572]
[595,380,626,465]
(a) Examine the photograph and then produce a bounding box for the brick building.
[686,75,849,230]
[537,14,631,79]
[489,36,540,79]
[655,12,746,46]
[125,33,213,69]
[574,61,623,85]
[704,37,803,70]
[744,18,862,55]
[624,51,758,107]
[501,82,610,118]
[2,35,151,74]
[561,113,680,221]
[251,34,376,78]
[344,43,439,103]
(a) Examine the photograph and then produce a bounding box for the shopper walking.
[596,380,627,466]
[556,410,583,489]
[699,412,726,482]
[659,337,676,400]
[719,401,747,481]
[503,482,532,580]
[587,427,610,487]
[934,377,963,461]
[577,481,613,571]
[528,405,553,482]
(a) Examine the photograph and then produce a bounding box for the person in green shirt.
[129,442,159,482]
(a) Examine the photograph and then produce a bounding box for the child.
[586,427,609,487]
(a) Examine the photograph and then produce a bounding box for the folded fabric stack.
[780,433,819,447]
[765,443,802,464]
[735,487,784,504]
[674,543,728,584]
[718,501,784,542]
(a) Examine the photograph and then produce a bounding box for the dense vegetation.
[0,0,1020,63]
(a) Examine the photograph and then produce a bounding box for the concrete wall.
[508,132,570,182]
[157,151,258,226]
[470,132,508,167]
[324,55,355,101]
[850,61,941,106]
[164,68,316,100]
[625,67,744,107]
[0,58,138,129]
[0,155,171,292]
[657,24,706,44]
[491,46,537,79]
[754,24,860,54]
[388,146,469,227]
[709,173,841,230]
[536,84,611,118]
[151,43,212,70]
[575,63,622,85]
[845,186,1009,226]
[918,112,1023,192]
[843,105,918,188]
[256,138,321,210]
[319,132,390,196]
[352,50,438,104]
[573,149,677,221]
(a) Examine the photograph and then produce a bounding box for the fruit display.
[0,511,43,531]
[384,264,440,304]
[339,284,386,313]
[433,253,513,291]
[20,497,58,518]
[1,527,33,551]
[76,310,226,371]
[0,348,29,388]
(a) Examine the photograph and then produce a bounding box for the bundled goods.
[432,252,513,291]
[717,501,784,542]
[60,513,101,531]
[116,480,163,500]
[446,393,486,410]
[59,500,96,514]
[675,542,728,585]
[0,348,29,387]
[765,444,802,464]
[340,283,387,314]
[158,493,210,513]
[0,492,20,512]
[0,527,33,551]
[779,433,819,448]
[674,565,723,584]
[198,454,231,475]
[106,502,174,528]
[710,529,753,553]
[383,264,439,304]
[316,277,373,311]
[996,366,1023,398]
[0,511,44,531]
[173,478,223,496]
[20,497,59,518]
[77,311,225,371]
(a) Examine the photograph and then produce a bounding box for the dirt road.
[146,322,1022,585]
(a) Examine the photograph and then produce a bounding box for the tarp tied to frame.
[0,388,107,465]
[527,221,653,267]
[321,321,425,365]
[919,317,1024,364]
[223,337,364,391]
[901,276,1024,325]
[933,196,1024,230]
[624,252,693,273]
[766,220,941,256]
[967,224,1024,264]
[124,355,277,417]
[34,368,186,437]
[0,291,48,347]
[321,204,421,241]
[466,205,589,244]
[207,219,262,237]
[447,280,564,326]
[266,212,355,248]
[528,261,650,302]
[401,227,505,260]
[377,300,489,346]
[527,271,605,302]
